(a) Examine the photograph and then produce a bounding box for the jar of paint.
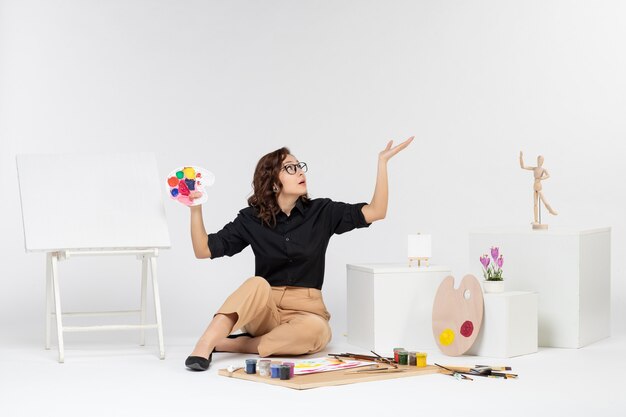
[393,347,405,363]
[408,351,417,366]
[282,361,295,378]
[258,360,271,377]
[279,365,291,380]
[398,351,408,365]
[245,359,257,374]
[416,352,427,368]
[270,363,281,378]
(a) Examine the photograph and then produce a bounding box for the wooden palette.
[218,364,441,390]
[432,274,484,356]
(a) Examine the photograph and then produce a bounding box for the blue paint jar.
[245,359,257,374]
[270,363,281,378]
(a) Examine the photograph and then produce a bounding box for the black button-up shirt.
[207,198,371,289]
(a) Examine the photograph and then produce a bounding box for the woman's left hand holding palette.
[166,166,215,206]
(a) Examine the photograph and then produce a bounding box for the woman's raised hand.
[379,136,414,163]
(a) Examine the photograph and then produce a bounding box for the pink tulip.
[496,255,504,269]
[491,247,499,261]
[480,255,490,269]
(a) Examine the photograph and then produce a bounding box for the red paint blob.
[167,176,179,187]
[178,179,190,196]
[460,320,474,337]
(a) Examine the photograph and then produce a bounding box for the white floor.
[2,335,625,417]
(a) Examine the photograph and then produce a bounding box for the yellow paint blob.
[439,329,455,346]
[183,167,196,179]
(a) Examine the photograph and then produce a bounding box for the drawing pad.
[17,152,171,251]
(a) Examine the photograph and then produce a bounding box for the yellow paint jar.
[416,352,427,368]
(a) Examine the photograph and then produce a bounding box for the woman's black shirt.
[207,198,371,289]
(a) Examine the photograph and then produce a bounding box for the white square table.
[346,263,451,354]
[469,291,538,358]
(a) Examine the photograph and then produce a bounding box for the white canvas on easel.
[17,152,171,362]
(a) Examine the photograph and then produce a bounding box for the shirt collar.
[276,198,306,222]
[293,198,306,215]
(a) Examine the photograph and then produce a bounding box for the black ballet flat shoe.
[227,332,252,339]
[185,352,212,371]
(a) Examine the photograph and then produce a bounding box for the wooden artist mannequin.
[184,137,414,371]
[519,151,558,229]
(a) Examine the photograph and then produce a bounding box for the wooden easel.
[18,152,171,362]
[408,257,429,267]
[45,249,164,363]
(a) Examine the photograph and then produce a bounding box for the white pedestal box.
[346,263,451,354]
[469,291,538,358]
[469,228,611,348]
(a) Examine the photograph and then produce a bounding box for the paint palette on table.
[432,274,484,356]
[166,166,215,206]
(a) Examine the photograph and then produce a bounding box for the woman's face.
[277,154,307,197]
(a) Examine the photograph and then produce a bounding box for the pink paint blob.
[177,194,193,206]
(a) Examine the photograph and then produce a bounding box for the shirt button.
[289,259,293,263]
[285,237,290,242]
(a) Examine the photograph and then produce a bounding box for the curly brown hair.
[247,147,309,227]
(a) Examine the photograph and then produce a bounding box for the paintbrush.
[491,372,518,379]
[444,365,493,375]
[328,353,375,362]
[437,365,517,379]
[434,363,473,381]
[345,352,395,361]
[328,352,395,366]
[370,350,398,368]
[476,365,512,371]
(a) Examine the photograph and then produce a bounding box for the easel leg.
[50,253,65,363]
[140,257,148,346]
[149,257,165,359]
[45,253,52,350]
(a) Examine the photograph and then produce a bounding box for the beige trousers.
[216,276,332,357]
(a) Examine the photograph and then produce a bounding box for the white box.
[469,228,611,348]
[346,263,451,354]
[469,291,538,358]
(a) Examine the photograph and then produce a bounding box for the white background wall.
[1,0,624,348]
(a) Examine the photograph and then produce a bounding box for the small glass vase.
[483,279,504,294]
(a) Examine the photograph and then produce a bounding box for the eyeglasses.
[281,162,308,175]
